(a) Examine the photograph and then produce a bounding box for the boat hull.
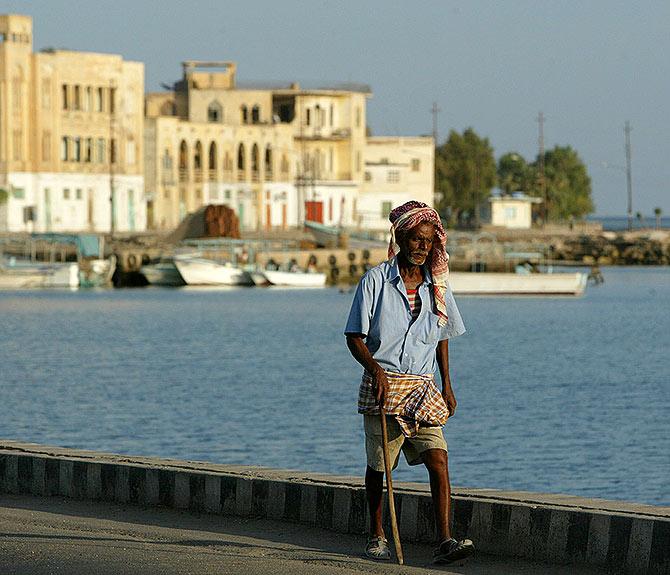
[263,270,327,287]
[0,260,79,289]
[448,272,587,296]
[140,262,186,286]
[174,257,253,286]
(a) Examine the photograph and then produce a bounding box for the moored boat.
[173,255,253,286]
[448,271,588,296]
[263,269,327,287]
[140,259,186,287]
[0,258,80,289]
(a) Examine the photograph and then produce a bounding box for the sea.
[587,215,670,231]
[0,266,668,506]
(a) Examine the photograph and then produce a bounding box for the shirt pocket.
[417,313,441,345]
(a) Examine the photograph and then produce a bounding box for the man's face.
[400,223,435,266]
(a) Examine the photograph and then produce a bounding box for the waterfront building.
[0,14,144,233]
[489,191,542,229]
[359,136,434,231]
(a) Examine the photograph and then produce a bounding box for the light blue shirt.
[344,257,466,375]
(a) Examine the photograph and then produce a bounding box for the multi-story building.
[360,137,435,231]
[145,61,372,232]
[0,14,144,233]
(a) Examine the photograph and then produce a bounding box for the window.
[251,105,260,124]
[387,170,400,183]
[63,188,71,200]
[505,206,518,219]
[76,188,82,200]
[97,138,106,163]
[306,108,311,126]
[207,101,223,122]
[74,85,81,110]
[109,87,116,114]
[237,143,245,170]
[85,138,92,162]
[73,137,81,162]
[42,131,51,161]
[381,201,392,218]
[126,140,136,165]
[110,139,117,164]
[364,171,372,182]
[96,87,103,112]
[61,137,69,161]
[225,190,231,200]
[12,130,23,160]
[41,79,51,109]
[162,149,173,170]
[85,87,92,111]
[411,158,420,172]
[62,84,69,110]
[241,105,248,124]
[355,107,361,128]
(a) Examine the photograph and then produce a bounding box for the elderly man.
[344,201,474,564]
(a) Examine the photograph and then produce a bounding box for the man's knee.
[422,448,448,471]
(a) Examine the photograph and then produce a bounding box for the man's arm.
[345,334,389,406]
[436,339,457,416]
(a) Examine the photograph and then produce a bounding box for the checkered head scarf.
[388,201,450,326]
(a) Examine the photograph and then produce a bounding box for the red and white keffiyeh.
[388,201,450,326]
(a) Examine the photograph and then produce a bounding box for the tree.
[654,207,662,230]
[497,152,533,194]
[435,128,496,228]
[529,146,593,221]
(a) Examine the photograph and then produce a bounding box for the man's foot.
[365,536,391,561]
[432,537,474,564]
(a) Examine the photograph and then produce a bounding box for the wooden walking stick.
[379,407,404,565]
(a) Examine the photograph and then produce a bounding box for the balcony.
[208,169,217,182]
[178,168,188,182]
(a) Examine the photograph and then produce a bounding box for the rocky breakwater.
[550,230,670,265]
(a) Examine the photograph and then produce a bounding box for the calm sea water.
[1,267,668,506]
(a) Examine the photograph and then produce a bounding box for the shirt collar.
[385,256,433,286]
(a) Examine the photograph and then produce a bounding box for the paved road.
[0,495,606,575]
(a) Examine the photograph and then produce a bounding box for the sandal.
[432,537,474,564]
[365,535,391,561]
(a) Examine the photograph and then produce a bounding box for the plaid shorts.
[363,414,448,472]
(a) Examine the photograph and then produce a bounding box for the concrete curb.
[1,441,668,574]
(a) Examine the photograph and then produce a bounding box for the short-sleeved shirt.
[344,256,466,375]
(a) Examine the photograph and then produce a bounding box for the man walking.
[344,200,474,564]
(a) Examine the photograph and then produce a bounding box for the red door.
[305,201,324,223]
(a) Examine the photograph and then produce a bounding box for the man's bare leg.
[422,448,451,541]
[365,465,385,536]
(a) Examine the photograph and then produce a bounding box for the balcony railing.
[237,171,246,182]
[208,169,217,182]
[194,170,203,183]
[178,168,188,182]
[264,170,273,182]
[251,172,260,183]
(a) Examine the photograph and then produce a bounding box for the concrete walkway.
[0,495,607,575]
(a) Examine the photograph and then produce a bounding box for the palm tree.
[654,207,662,230]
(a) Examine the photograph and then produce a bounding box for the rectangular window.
[110,139,117,164]
[41,79,51,109]
[365,171,372,182]
[381,201,392,218]
[76,188,82,200]
[85,138,92,162]
[62,84,69,110]
[96,87,103,112]
[97,138,106,163]
[505,207,518,219]
[73,137,81,162]
[42,131,51,161]
[387,170,400,183]
[63,188,71,200]
[411,158,420,172]
[126,140,136,165]
[109,87,116,114]
[74,85,81,110]
[61,137,69,161]
[12,130,22,161]
[12,187,25,199]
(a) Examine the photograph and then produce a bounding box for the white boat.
[140,259,185,286]
[263,269,328,287]
[0,258,80,289]
[448,271,588,296]
[173,255,253,286]
[79,255,116,288]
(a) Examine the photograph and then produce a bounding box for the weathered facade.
[0,14,145,233]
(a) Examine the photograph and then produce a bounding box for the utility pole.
[624,121,633,232]
[537,111,546,226]
[430,101,440,145]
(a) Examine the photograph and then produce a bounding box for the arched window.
[237,143,246,180]
[251,105,260,124]
[60,136,69,161]
[207,101,223,123]
[264,146,272,180]
[240,105,248,124]
[194,141,203,181]
[208,141,217,180]
[179,140,188,181]
[251,144,259,181]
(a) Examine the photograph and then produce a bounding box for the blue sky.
[2,0,668,215]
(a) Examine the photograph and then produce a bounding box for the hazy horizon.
[2,0,668,216]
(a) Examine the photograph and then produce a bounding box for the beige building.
[145,61,371,231]
[0,14,144,233]
[359,137,435,231]
[489,192,542,229]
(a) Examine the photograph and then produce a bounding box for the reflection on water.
[0,267,668,505]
